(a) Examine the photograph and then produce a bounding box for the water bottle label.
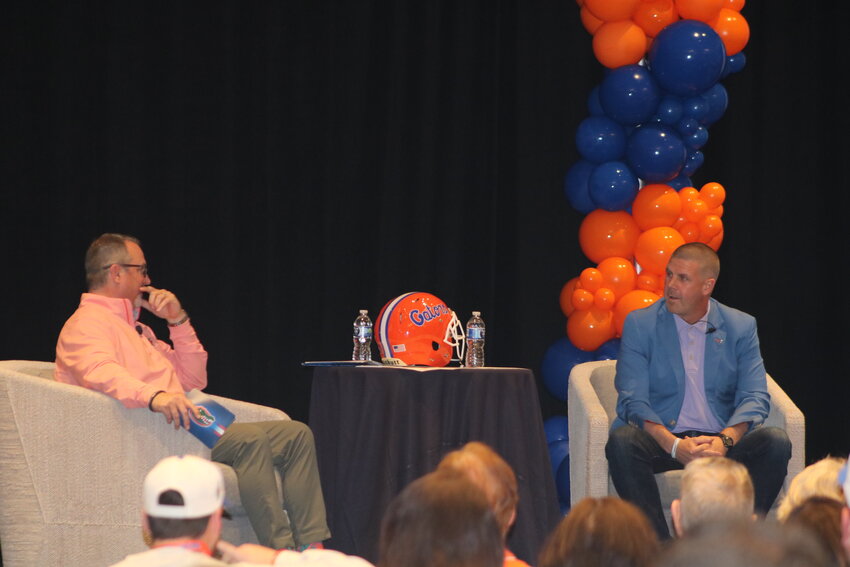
[467,328,485,340]
[355,327,373,340]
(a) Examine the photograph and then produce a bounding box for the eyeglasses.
[103,263,148,277]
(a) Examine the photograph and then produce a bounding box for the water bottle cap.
[472,311,480,316]
[360,309,368,315]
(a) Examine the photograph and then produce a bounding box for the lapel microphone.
[136,325,143,335]
[706,325,717,334]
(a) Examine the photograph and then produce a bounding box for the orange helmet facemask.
[375,292,465,366]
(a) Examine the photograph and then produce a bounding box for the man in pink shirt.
[56,233,330,552]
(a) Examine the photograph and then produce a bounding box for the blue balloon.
[576,116,627,164]
[599,64,661,126]
[648,20,726,96]
[684,125,708,150]
[594,338,620,361]
[541,337,595,402]
[721,52,747,78]
[654,95,684,126]
[548,439,569,479]
[667,174,693,190]
[700,83,728,126]
[589,161,639,211]
[681,150,704,177]
[564,160,597,215]
[683,96,708,121]
[625,124,687,183]
[544,415,569,445]
[587,86,605,116]
[556,454,571,506]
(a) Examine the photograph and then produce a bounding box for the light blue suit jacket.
[612,297,770,433]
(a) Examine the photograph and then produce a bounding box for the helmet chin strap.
[444,311,466,364]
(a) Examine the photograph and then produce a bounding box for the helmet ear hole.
[431,341,440,351]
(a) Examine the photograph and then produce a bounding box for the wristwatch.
[718,433,735,450]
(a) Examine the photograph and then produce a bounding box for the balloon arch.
[542,0,750,512]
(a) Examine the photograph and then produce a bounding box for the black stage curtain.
[3,3,848,470]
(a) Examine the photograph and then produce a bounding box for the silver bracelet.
[167,311,189,327]
[671,437,681,460]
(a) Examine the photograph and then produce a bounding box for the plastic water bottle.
[352,309,373,361]
[465,311,485,367]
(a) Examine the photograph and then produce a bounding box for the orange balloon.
[674,0,723,22]
[559,277,580,317]
[710,8,749,55]
[584,0,640,22]
[567,308,616,351]
[725,0,745,10]
[678,221,699,243]
[709,205,724,217]
[632,183,682,230]
[595,288,616,310]
[598,256,637,299]
[698,214,723,242]
[634,226,686,274]
[613,289,661,336]
[593,21,648,69]
[707,229,724,251]
[632,0,678,38]
[580,267,604,292]
[581,5,604,34]
[682,199,708,222]
[636,270,661,292]
[579,210,641,264]
[572,288,595,311]
[678,186,699,204]
[699,182,726,209]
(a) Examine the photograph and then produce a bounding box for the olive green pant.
[211,420,330,549]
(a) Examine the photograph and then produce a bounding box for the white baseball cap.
[143,455,224,519]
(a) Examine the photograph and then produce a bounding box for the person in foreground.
[537,496,658,567]
[606,242,792,538]
[671,456,755,537]
[783,496,848,567]
[55,233,330,551]
[657,519,834,567]
[111,455,372,566]
[776,456,846,522]
[378,468,503,567]
[436,441,530,567]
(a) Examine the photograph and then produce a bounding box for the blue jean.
[605,425,792,539]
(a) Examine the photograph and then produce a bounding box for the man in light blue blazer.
[606,242,791,539]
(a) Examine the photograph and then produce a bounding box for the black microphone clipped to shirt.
[136,325,143,335]
[706,325,717,334]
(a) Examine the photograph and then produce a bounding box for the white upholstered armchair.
[567,359,805,529]
[0,360,290,567]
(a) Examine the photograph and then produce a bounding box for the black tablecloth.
[308,366,561,565]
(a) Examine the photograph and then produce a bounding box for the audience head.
[537,496,659,567]
[837,459,850,560]
[784,496,848,567]
[658,519,835,567]
[436,441,518,539]
[777,456,846,522]
[378,469,503,567]
[142,455,225,545]
[85,233,139,290]
[671,456,754,537]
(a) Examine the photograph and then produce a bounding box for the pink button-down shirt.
[55,293,208,408]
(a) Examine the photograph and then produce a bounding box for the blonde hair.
[436,442,518,538]
[776,456,846,522]
[679,457,753,534]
